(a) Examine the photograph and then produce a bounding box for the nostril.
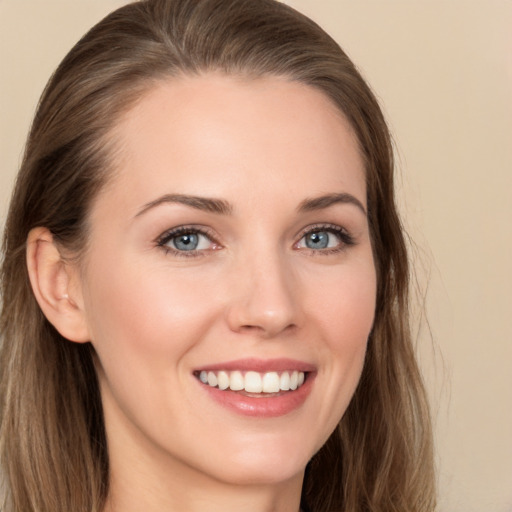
[223,262,299,337]
[237,321,297,337]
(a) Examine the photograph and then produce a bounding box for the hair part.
[0,1,435,511]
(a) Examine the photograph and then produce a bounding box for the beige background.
[1,1,511,511]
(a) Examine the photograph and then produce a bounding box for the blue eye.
[296,225,354,252]
[173,232,200,251]
[304,231,331,249]
[157,227,216,255]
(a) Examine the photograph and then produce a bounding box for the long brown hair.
[0,1,435,510]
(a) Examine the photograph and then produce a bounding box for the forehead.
[100,73,366,214]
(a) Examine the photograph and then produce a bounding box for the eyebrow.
[135,194,233,217]
[135,191,366,218]
[298,193,367,215]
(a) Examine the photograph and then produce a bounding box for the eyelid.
[294,223,356,251]
[154,222,355,258]
[155,225,221,256]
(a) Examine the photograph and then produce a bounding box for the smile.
[197,370,306,394]
[194,358,316,417]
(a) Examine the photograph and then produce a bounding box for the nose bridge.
[225,244,299,337]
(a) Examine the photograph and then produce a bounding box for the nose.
[225,252,300,338]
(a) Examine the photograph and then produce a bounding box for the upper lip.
[195,358,316,373]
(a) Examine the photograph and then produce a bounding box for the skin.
[52,75,377,511]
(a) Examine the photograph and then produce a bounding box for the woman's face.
[76,74,376,489]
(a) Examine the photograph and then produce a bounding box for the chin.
[214,458,306,487]
[200,432,316,486]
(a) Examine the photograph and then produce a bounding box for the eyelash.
[156,225,219,258]
[156,223,355,258]
[295,223,356,255]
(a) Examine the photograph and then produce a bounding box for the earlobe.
[26,227,90,343]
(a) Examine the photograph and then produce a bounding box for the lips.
[195,357,316,373]
[194,358,316,417]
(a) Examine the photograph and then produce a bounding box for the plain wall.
[1,1,511,511]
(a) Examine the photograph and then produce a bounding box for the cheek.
[306,260,376,430]
[81,258,225,438]
[311,257,376,346]
[81,256,220,376]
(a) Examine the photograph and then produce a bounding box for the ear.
[26,227,90,343]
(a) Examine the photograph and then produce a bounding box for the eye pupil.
[306,231,329,249]
[173,233,199,251]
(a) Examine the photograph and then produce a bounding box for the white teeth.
[279,372,290,391]
[198,370,306,394]
[229,371,244,391]
[262,372,280,393]
[217,371,229,390]
[207,371,218,387]
[290,370,298,390]
[244,371,262,393]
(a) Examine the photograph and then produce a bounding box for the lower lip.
[198,374,315,418]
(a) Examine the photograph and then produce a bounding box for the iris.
[305,231,330,249]
[173,233,199,251]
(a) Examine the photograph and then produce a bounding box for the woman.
[0,0,435,511]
